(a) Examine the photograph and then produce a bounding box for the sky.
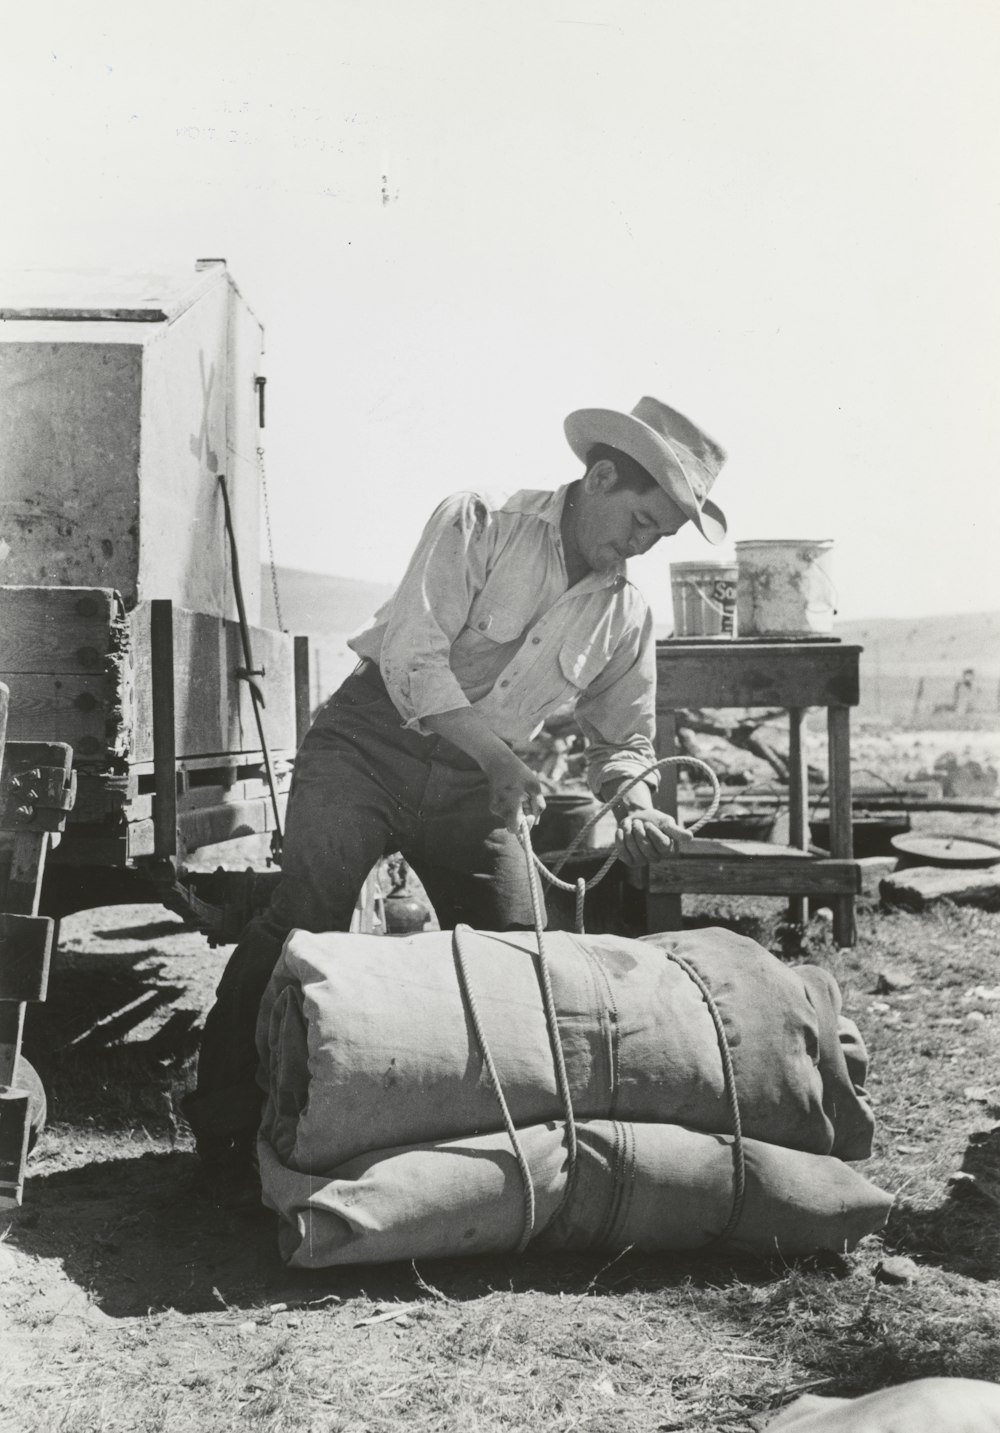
[3,0,999,624]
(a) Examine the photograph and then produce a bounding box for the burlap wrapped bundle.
[256,924,890,1267]
[257,925,874,1177]
[259,1118,892,1269]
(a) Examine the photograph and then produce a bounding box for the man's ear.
[583,458,618,494]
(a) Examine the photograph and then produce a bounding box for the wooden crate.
[0,703,74,1207]
[0,586,297,863]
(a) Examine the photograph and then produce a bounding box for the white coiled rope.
[453,755,741,1251]
[524,755,724,933]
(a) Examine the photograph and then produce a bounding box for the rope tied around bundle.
[452,754,747,1253]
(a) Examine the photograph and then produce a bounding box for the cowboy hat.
[563,396,728,544]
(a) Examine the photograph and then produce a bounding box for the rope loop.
[526,755,724,932]
[452,923,537,1251]
[452,752,746,1253]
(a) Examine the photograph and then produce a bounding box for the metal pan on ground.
[890,831,1000,870]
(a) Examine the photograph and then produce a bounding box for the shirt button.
[531,636,541,645]
[500,679,510,688]
[477,621,487,631]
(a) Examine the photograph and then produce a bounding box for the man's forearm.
[423,707,519,775]
[424,707,544,831]
[599,777,656,818]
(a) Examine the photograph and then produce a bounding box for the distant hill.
[259,566,396,711]
[260,565,394,636]
[835,611,1000,669]
[263,566,1000,729]
[834,611,1000,727]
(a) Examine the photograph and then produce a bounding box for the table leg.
[827,704,856,946]
[787,706,808,927]
[648,709,682,933]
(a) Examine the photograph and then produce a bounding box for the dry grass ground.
[2,826,1000,1430]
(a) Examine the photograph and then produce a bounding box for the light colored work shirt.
[349,485,658,794]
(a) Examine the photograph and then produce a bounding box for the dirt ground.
[2,729,999,1431]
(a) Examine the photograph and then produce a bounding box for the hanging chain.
[257,444,285,633]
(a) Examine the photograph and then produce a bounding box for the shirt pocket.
[465,597,527,645]
[558,636,612,695]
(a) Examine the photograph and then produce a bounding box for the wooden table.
[645,638,862,946]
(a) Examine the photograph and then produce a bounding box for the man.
[184,395,728,1173]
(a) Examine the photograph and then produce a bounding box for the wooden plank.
[0,1005,26,1088]
[0,307,165,323]
[3,831,51,917]
[880,866,1000,913]
[0,673,128,757]
[656,642,861,709]
[150,600,177,859]
[649,707,683,931]
[787,706,809,925]
[647,855,861,896]
[0,586,124,674]
[294,635,312,746]
[827,704,855,944]
[230,621,297,755]
[130,604,297,763]
[126,768,293,823]
[0,915,53,1001]
[176,794,286,853]
[124,792,288,860]
[0,1091,31,1209]
[126,748,296,778]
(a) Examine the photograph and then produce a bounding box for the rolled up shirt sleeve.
[377,493,493,729]
[573,605,659,795]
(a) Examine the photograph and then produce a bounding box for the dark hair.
[584,443,658,494]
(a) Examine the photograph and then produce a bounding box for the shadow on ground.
[884,1124,1000,1281]
[6,1145,790,1320]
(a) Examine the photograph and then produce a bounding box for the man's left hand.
[614,806,693,866]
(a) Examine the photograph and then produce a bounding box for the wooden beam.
[827,704,855,945]
[0,1091,32,1210]
[0,674,126,756]
[0,915,53,1001]
[0,586,124,674]
[648,708,683,931]
[129,603,298,763]
[656,641,861,709]
[647,855,861,897]
[787,707,809,926]
[294,635,312,746]
[150,599,177,860]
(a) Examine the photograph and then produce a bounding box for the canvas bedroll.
[257,925,892,1267]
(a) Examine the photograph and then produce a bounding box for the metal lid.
[890,832,1000,868]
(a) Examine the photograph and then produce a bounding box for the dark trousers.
[184,660,540,1146]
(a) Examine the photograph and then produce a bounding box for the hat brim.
[564,407,727,545]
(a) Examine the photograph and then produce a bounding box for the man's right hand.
[421,706,546,835]
[485,749,547,834]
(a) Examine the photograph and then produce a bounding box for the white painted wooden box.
[0,261,263,624]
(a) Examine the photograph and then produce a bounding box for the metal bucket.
[670,560,738,638]
[736,539,836,637]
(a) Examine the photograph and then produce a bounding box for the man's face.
[572,467,689,573]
